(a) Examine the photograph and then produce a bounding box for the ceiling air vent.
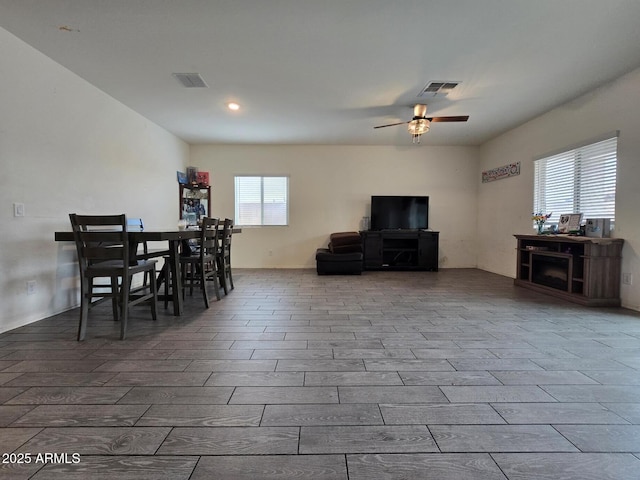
[172,73,208,88]
[418,81,459,97]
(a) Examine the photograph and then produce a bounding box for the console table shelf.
[514,234,623,307]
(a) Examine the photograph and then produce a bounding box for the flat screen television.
[370,195,429,230]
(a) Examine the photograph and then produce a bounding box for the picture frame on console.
[558,213,583,233]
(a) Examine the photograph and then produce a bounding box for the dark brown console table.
[361,230,438,271]
[514,234,623,306]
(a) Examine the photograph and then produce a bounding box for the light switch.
[13,203,25,217]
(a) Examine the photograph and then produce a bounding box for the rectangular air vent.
[172,73,208,88]
[418,81,459,97]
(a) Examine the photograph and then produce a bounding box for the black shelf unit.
[361,230,439,271]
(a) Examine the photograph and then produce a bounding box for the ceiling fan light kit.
[374,104,469,144]
[407,119,430,143]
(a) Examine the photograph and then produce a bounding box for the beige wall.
[478,67,640,311]
[3,27,640,335]
[190,145,479,268]
[0,28,189,332]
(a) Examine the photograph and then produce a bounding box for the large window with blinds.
[533,134,618,228]
[234,176,289,226]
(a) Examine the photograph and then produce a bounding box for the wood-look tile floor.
[1,268,640,479]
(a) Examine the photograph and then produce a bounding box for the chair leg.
[220,259,228,296]
[211,263,222,302]
[190,262,210,308]
[143,268,150,289]
[223,249,233,291]
[110,277,120,321]
[179,263,191,300]
[163,261,171,310]
[188,264,195,296]
[227,262,234,291]
[223,269,230,295]
[150,268,158,321]
[120,277,130,340]
[201,268,210,309]
[77,278,90,341]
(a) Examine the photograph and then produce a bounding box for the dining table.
[55,228,202,316]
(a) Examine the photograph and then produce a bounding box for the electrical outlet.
[13,203,25,217]
[622,273,633,285]
[27,280,37,295]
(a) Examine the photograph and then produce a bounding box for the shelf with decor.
[514,234,624,307]
[179,184,211,225]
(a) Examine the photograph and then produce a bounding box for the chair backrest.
[69,214,129,272]
[199,217,220,258]
[221,218,233,253]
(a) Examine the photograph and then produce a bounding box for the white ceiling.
[2,0,640,146]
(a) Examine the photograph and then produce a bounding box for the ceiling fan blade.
[429,115,469,123]
[373,121,410,129]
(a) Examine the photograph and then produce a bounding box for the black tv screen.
[370,196,429,230]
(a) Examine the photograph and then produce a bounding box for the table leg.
[168,240,183,316]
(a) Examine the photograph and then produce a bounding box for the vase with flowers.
[532,212,552,234]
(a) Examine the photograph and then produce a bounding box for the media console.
[361,230,439,271]
[514,234,624,306]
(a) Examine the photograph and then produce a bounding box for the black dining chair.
[180,216,223,307]
[217,218,235,295]
[69,213,158,340]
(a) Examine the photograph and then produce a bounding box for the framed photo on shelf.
[196,171,210,186]
[182,198,205,224]
[558,213,583,233]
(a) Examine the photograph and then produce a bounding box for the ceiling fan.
[374,104,469,143]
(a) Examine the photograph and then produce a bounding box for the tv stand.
[361,230,438,271]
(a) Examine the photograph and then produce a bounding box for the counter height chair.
[180,216,222,307]
[69,213,158,340]
[217,218,235,294]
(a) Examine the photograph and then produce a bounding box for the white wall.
[478,67,640,311]
[0,28,189,333]
[190,144,479,268]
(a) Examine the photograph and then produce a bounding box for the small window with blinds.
[533,134,618,229]
[234,176,289,226]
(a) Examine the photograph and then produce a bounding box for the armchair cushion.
[328,231,362,254]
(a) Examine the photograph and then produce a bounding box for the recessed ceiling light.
[227,102,240,111]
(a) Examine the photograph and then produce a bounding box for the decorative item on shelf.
[196,171,210,187]
[186,166,198,185]
[558,213,583,234]
[585,218,611,238]
[532,212,552,234]
[177,171,187,184]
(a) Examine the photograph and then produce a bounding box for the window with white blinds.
[234,176,289,226]
[533,135,618,227]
